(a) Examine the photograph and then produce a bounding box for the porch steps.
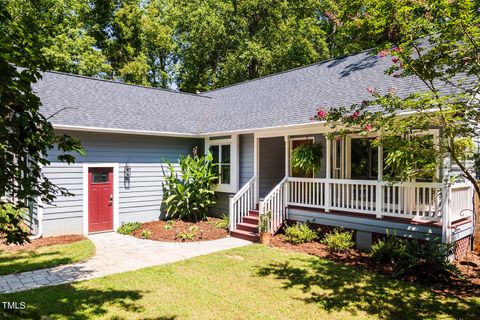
[230,209,260,242]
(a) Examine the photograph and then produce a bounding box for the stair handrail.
[260,176,288,234]
[229,176,256,231]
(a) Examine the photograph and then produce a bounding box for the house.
[29,49,475,254]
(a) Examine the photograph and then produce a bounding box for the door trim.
[82,163,119,235]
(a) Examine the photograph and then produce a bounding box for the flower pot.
[260,232,271,245]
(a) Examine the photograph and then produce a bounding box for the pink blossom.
[392,56,399,63]
[367,87,376,94]
[377,49,389,58]
[352,110,361,119]
[364,124,373,132]
[392,47,400,53]
[317,109,328,119]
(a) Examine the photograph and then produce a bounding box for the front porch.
[229,130,475,245]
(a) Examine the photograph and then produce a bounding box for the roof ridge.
[202,48,374,94]
[43,70,213,99]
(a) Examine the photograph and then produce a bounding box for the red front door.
[88,167,113,233]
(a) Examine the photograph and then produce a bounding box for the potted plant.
[259,211,272,244]
[290,141,323,177]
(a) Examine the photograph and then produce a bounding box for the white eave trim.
[53,124,197,138]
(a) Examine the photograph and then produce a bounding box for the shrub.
[0,204,30,245]
[321,228,354,252]
[141,229,152,239]
[117,222,142,235]
[370,235,459,279]
[212,214,229,229]
[162,149,218,222]
[163,220,175,230]
[259,211,272,233]
[284,222,317,244]
[176,231,196,241]
[370,235,406,264]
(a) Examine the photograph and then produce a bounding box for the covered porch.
[230,127,474,244]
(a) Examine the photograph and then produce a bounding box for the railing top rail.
[232,175,256,202]
[449,183,472,190]
[286,177,444,188]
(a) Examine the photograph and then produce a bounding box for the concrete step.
[237,222,258,233]
[230,229,259,242]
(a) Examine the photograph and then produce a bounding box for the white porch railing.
[286,177,466,222]
[448,184,474,222]
[229,176,256,231]
[260,177,288,234]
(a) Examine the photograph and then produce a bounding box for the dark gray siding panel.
[259,137,285,198]
[209,192,230,217]
[288,208,442,240]
[42,130,202,236]
[239,134,254,187]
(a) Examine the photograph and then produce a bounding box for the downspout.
[29,196,43,240]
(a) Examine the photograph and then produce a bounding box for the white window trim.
[289,136,315,177]
[82,163,119,235]
[205,135,239,193]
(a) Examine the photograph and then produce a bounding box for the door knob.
[109,194,113,205]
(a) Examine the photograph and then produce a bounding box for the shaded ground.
[0,245,479,319]
[0,239,95,276]
[0,235,86,253]
[131,218,228,242]
[271,235,480,298]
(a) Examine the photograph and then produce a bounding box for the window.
[210,144,231,184]
[350,138,378,180]
[91,169,110,184]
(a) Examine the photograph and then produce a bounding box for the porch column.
[284,136,289,176]
[325,137,331,212]
[254,135,259,204]
[376,134,383,218]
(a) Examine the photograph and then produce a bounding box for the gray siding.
[42,130,201,236]
[259,137,285,198]
[239,134,254,187]
[209,192,230,217]
[288,207,442,240]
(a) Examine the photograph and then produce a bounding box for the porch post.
[325,137,331,213]
[376,136,384,218]
[254,135,259,205]
[284,136,289,176]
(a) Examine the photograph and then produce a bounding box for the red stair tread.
[230,229,259,242]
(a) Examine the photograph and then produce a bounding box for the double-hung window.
[210,144,231,184]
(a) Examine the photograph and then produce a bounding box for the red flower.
[392,47,400,53]
[392,56,399,63]
[364,124,373,132]
[352,110,360,119]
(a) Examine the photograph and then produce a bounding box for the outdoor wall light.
[124,163,131,178]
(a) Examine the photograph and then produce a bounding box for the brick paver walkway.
[0,233,251,293]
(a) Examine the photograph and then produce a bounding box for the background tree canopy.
[6,0,454,93]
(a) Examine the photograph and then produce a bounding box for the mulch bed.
[0,235,86,253]
[270,235,480,298]
[131,218,228,242]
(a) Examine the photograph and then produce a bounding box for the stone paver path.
[0,233,251,293]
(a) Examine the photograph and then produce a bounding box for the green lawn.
[0,240,95,275]
[1,245,479,319]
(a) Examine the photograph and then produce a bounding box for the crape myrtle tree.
[312,0,480,198]
[0,2,83,244]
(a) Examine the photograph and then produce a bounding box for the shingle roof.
[36,50,432,135]
[35,72,212,135]
[201,49,430,133]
